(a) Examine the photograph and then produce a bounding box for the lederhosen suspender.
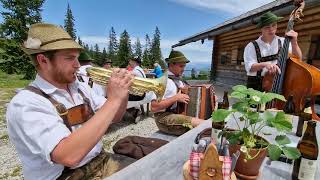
[247,39,282,91]
[136,68,146,78]
[77,75,93,88]
[165,75,189,112]
[25,86,94,131]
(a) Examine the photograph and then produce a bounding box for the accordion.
[176,84,216,119]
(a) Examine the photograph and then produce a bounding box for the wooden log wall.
[211,5,320,86]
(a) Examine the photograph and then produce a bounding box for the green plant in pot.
[211,85,301,179]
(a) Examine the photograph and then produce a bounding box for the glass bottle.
[221,91,229,109]
[292,120,318,180]
[283,95,295,126]
[296,97,312,137]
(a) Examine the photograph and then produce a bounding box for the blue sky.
[1,0,273,69]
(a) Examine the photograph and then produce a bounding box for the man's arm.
[151,92,189,112]
[51,69,133,167]
[113,97,128,123]
[151,96,177,112]
[287,30,302,59]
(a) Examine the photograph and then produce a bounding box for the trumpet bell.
[85,67,167,100]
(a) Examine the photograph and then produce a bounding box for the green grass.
[0,71,31,88]
[0,70,31,124]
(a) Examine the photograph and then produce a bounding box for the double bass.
[263,0,320,120]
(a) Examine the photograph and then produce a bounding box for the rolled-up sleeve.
[244,42,258,74]
[7,94,71,164]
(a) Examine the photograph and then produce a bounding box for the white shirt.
[244,35,292,76]
[78,65,106,97]
[151,71,185,111]
[132,66,146,78]
[6,74,106,180]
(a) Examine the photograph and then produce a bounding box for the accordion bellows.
[177,84,216,120]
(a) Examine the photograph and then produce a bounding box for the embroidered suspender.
[251,39,282,77]
[25,86,94,132]
[165,75,189,112]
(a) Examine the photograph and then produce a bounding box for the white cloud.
[169,0,274,14]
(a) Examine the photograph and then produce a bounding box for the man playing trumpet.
[151,50,204,136]
[6,23,136,179]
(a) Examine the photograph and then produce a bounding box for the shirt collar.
[31,74,79,95]
[257,35,279,46]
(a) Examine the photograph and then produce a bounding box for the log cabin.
[172,0,320,87]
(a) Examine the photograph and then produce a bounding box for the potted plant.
[212,85,301,179]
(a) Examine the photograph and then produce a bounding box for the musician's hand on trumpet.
[107,68,134,102]
[175,91,190,104]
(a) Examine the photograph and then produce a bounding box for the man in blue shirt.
[152,62,163,78]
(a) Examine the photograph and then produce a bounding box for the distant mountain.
[184,62,211,77]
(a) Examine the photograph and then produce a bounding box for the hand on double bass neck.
[265,63,281,75]
[285,30,302,59]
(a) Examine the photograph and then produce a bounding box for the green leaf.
[230,91,247,99]
[275,135,291,145]
[247,111,260,125]
[232,102,248,112]
[282,147,301,160]
[211,109,231,122]
[268,144,282,160]
[271,112,293,132]
[232,85,247,92]
[263,111,275,127]
[261,93,286,104]
[226,131,242,145]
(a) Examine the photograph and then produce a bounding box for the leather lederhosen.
[24,86,94,132]
[247,39,282,91]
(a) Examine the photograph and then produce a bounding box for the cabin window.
[220,54,229,64]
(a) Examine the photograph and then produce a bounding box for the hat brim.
[165,57,190,64]
[257,16,283,28]
[22,39,83,55]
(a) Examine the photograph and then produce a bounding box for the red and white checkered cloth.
[189,152,232,180]
[220,156,232,180]
[189,152,202,179]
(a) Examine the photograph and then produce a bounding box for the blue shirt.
[152,66,163,78]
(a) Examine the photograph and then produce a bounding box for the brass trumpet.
[81,67,167,100]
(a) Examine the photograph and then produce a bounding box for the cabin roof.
[172,0,319,48]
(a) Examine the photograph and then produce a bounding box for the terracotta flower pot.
[228,141,268,180]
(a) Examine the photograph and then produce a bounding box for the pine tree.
[0,0,44,79]
[93,43,102,65]
[84,43,89,51]
[107,27,118,63]
[0,0,44,42]
[101,47,108,64]
[142,34,151,68]
[150,26,164,67]
[64,3,76,40]
[117,30,132,68]
[78,36,83,46]
[133,37,142,58]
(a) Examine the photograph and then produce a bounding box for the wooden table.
[106,115,320,180]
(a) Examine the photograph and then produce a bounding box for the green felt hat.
[257,11,283,28]
[165,50,190,64]
[78,52,93,62]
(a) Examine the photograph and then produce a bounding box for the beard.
[51,67,76,84]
